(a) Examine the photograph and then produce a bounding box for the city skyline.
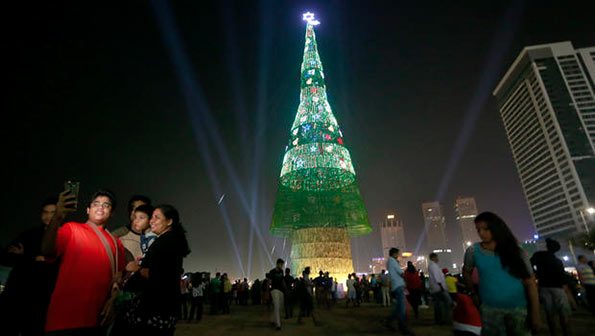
[4,1,595,280]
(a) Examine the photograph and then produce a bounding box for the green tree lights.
[270,17,371,239]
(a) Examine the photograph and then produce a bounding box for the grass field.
[174,299,595,335]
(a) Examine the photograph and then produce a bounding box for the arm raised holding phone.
[41,190,77,257]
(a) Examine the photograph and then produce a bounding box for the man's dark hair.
[127,195,152,214]
[389,248,399,256]
[429,253,438,259]
[41,196,58,209]
[88,189,117,211]
[216,272,221,277]
[134,204,154,218]
[276,258,284,264]
[285,268,291,274]
[545,238,561,253]
[578,255,586,261]
[304,266,311,275]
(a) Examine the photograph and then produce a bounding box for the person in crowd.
[251,279,261,305]
[296,267,318,326]
[404,261,422,319]
[324,272,333,309]
[577,255,595,314]
[370,274,378,304]
[331,278,338,304]
[419,271,429,308]
[463,212,541,336]
[380,269,390,307]
[221,273,232,314]
[284,268,295,319]
[188,277,205,323]
[354,273,362,307]
[122,204,191,335]
[314,270,325,306]
[346,273,356,307]
[362,274,370,302]
[428,253,452,325]
[120,204,154,267]
[241,278,249,305]
[445,270,459,302]
[385,247,412,335]
[262,278,271,308]
[232,280,239,305]
[210,272,222,314]
[42,189,125,335]
[112,195,151,238]
[0,197,59,336]
[531,238,573,336]
[180,275,190,320]
[267,258,286,330]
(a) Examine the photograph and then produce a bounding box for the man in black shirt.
[530,238,573,336]
[267,258,286,330]
[0,197,59,336]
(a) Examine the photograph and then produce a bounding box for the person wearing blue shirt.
[385,247,413,335]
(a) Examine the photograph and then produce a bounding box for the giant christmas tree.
[270,13,371,283]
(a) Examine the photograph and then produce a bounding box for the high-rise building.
[455,197,479,251]
[422,202,453,269]
[493,42,595,238]
[380,214,406,261]
[270,13,371,285]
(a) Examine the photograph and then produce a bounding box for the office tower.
[493,41,595,237]
[455,197,479,250]
[380,214,407,261]
[422,202,453,269]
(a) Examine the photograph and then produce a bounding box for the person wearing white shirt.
[385,248,413,335]
[428,253,452,324]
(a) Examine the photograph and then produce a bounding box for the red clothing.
[453,293,482,335]
[404,271,421,290]
[45,222,125,332]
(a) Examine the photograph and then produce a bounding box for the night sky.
[4,1,595,279]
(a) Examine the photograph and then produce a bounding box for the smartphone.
[64,180,80,209]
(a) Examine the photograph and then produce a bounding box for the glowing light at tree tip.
[302,12,320,25]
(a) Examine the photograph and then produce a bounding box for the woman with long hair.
[120,204,191,335]
[404,261,422,319]
[463,212,540,335]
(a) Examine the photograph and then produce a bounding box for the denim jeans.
[390,286,406,328]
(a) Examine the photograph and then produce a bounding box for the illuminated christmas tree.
[270,13,371,283]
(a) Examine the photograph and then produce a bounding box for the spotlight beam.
[413,0,527,257]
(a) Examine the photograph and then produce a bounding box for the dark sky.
[4,0,595,279]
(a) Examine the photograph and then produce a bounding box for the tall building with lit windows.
[422,202,452,269]
[380,214,406,261]
[455,197,479,251]
[493,42,595,238]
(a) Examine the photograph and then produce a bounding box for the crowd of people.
[1,190,595,336]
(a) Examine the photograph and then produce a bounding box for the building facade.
[422,202,453,269]
[380,214,407,261]
[455,197,479,251]
[493,42,595,238]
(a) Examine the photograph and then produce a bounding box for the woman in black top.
[123,204,190,335]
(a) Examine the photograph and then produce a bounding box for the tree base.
[290,227,354,286]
